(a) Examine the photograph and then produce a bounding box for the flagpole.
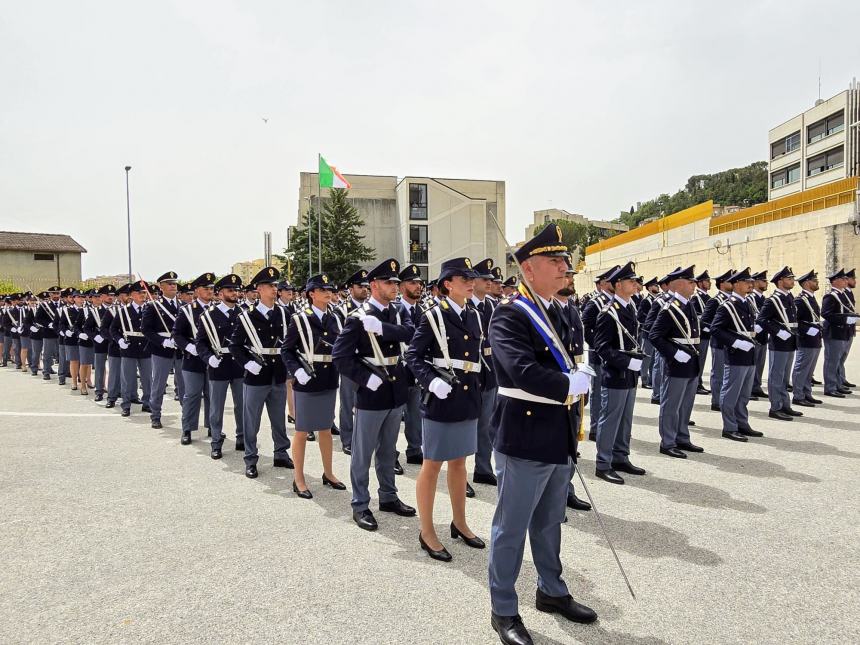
[317,153,323,273]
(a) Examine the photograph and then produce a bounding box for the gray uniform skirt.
[65,344,79,362]
[422,418,478,462]
[294,389,337,432]
[78,345,94,365]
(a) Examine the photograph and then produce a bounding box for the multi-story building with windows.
[768,79,860,199]
[525,208,628,242]
[297,173,505,281]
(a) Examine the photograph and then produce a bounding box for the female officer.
[406,258,485,561]
[74,290,95,395]
[281,273,346,499]
[60,290,82,391]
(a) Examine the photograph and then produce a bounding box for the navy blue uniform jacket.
[649,296,701,378]
[282,308,340,392]
[711,297,756,366]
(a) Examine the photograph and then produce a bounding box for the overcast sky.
[2,1,858,280]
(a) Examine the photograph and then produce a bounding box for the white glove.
[627,357,643,372]
[805,327,820,337]
[244,360,262,375]
[208,355,222,369]
[30,325,38,333]
[64,330,73,337]
[78,333,88,340]
[366,373,384,391]
[847,316,858,325]
[567,370,592,396]
[361,315,383,335]
[294,367,311,385]
[776,329,792,341]
[428,377,452,399]
[94,334,104,344]
[732,339,754,352]
[673,349,692,363]
[118,339,130,350]
[162,338,176,349]
[185,342,198,356]
[754,324,763,334]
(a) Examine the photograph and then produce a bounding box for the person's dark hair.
[438,278,452,296]
[557,287,574,297]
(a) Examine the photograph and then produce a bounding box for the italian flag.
[319,155,351,189]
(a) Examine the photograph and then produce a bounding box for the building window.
[409,183,427,220]
[770,163,801,189]
[826,111,844,137]
[409,225,428,264]
[771,131,801,159]
[808,110,845,144]
[33,253,54,261]
[807,146,844,177]
[417,265,429,282]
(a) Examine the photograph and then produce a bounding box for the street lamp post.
[124,166,132,282]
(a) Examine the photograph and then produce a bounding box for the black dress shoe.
[687,420,696,426]
[768,410,793,421]
[588,432,596,442]
[211,448,222,460]
[659,446,687,459]
[824,391,846,398]
[595,469,624,484]
[206,428,211,438]
[273,456,294,469]
[466,482,476,498]
[121,409,130,417]
[650,398,660,405]
[353,509,378,531]
[292,481,313,499]
[450,522,485,549]
[842,380,856,388]
[406,454,424,465]
[235,441,245,451]
[806,396,822,404]
[738,426,764,437]
[676,442,704,452]
[473,472,498,486]
[491,613,533,645]
[566,492,591,511]
[151,420,163,429]
[393,459,404,475]
[696,386,710,395]
[419,532,452,561]
[180,431,191,445]
[379,498,416,516]
[722,431,748,442]
[322,474,346,490]
[711,403,721,411]
[342,446,352,456]
[751,388,767,398]
[287,414,296,424]
[837,386,852,394]
[792,399,814,407]
[307,431,316,442]
[811,378,822,385]
[245,465,258,479]
[535,589,598,624]
[105,400,116,408]
[130,398,142,404]
[781,407,803,417]
[330,424,340,435]
[749,396,759,401]
[140,405,151,413]
[612,462,646,476]
[786,384,793,392]
[94,394,103,402]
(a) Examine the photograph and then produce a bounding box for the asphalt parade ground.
[1,360,858,645]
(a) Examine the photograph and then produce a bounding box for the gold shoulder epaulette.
[440,300,449,310]
[305,307,312,315]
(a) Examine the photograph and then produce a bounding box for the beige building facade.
[0,231,86,292]
[231,258,266,285]
[526,208,628,241]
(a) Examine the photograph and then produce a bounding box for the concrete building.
[0,231,86,292]
[768,79,860,200]
[297,173,506,280]
[231,258,266,285]
[526,208,628,241]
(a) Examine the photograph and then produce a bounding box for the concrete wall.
[0,251,82,290]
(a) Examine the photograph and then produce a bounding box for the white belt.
[124,332,144,337]
[158,332,171,337]
[787,322,798,328]
[498,387,563,405]
[367,356,399,366]
[573,354,583,364]
[253,347,281,355]
[303,353,333,363]
[737,331,754,338]
[218,348,231,355]
[433,357,481,373]
[483,347,493,357]
[671,338,700,345]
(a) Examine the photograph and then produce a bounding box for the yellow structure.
[231,259,265,285]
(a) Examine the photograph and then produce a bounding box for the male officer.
[332,258,416,532]
[642,273,675,404]
[594,262,646,485]
[397,263,425,467]
[581,266,616,441]
[197,274,245,459]
[792,271,823,407]
[691,271,712,394]
[109,280,152,417]
[711,268,762,441]
[649,266,703,458]
[757,266,800,421]
[100,284,127,407]
[637,277,659,388]
[83,285,114,401]
[173,273,215,445]
[821,269,856,397]
[487,224,595,644]
[489,267,504,300]
[747,271,769,398]
[277,281,299,426]
[333,268,370,455]
[502,276,518,298]
[701,269,734,411]
[142,271,183,430]
[229,266,293,478]
[178,283,194,305]
[839,268,856,389]
[33,285,61,380]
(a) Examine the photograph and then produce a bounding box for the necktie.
[460,310,468,325]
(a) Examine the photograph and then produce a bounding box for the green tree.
[283,188,376,287]
[550,220,605,262]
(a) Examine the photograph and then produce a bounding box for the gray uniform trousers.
[1,335,11,363]
[659,377,697,449]
[29,339,42,375]
[767,350,794,411]
[350,405,403,512]
[838,337,852,385]
[337,376,359,449]
[403,385,423,459]
[474,386,498,476]
[93,352,107,395]
[242,380,291,467]
[107,355,122,400]
[57,343,67,383]
[720,363,754,433]
[209,377,244,449]
[792,346,820,402]
[121,356,152,411]
[709,347,725,406]
[641,337,654,387]
[697,341,709,387]
[149,355,182,422]
[651,352,664,399]
[752,344,766,391]
[41,338,58,378]
[588,353,603,437]
[596,387,636,471]
[488,452,569,617]
[181,370,209,432]
[12,337,22,368]
[823,339,850,393]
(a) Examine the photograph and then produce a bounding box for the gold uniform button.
[392,376,397,381]
[463,385,469,391]
[464,335,469,340]
[544,346,549,351]
[526,410,532,416]
[464,351,469,357]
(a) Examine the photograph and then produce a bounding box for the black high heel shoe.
[322,474,346,490]
[419,533,452,562]
[292,481,313,499]
[450,522,485,549]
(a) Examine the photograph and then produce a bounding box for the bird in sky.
[261,117,268,124]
